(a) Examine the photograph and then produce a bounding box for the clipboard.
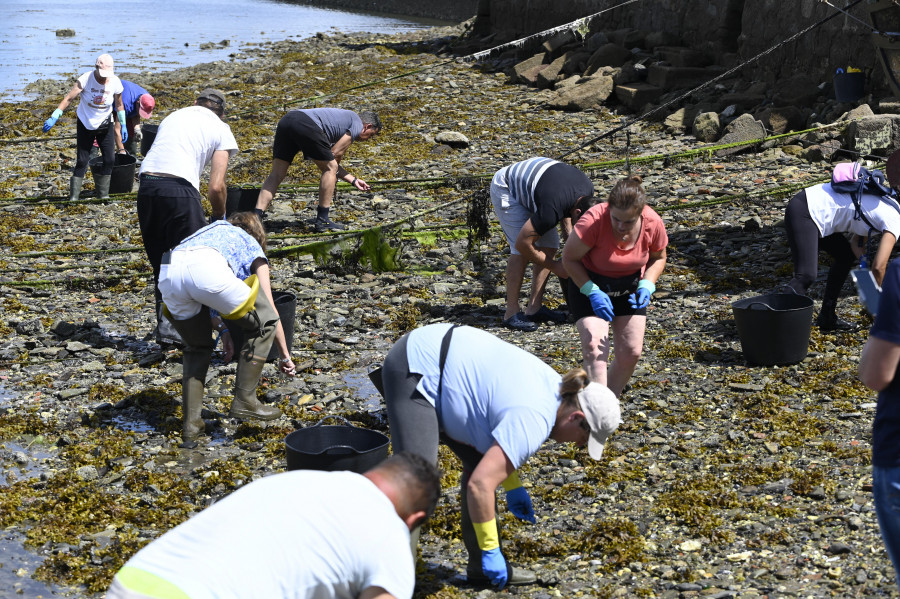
[851,268,882,316]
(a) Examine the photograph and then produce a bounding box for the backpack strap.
[436,324,460,420]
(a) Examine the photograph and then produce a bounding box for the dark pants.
[137,176,207,286]
[785,190,856,302]
[75,117,115,177]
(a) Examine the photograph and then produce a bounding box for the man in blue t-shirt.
[115,80,155,155]
[860,258,900,590]
[255,107,381,232]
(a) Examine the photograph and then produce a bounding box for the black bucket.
[228,290,295,362]
[89,153,137,194]
[226,187,261,217]
[833,69,865,102]
[732,292,814,366]
[285,415,390,473]
[140,124,158,156]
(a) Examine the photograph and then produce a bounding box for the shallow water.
[1,0,450,101]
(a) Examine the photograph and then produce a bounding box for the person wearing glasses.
[562,175,668,397]
[41,53,125,201]
[137,88,239,344]
[380,323,622,589]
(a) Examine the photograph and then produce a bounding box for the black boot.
[167,308,214,448]
[817,298,853,331]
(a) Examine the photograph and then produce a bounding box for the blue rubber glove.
[580,281,614,321]
[118,110,127,142]
[505,486,536,523]
[628,279,656,309]
[481,548,508,588]
[43,109,63,132]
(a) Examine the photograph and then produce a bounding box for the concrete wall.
[289,0,478,22]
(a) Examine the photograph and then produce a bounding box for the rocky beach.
[1,18,899,599]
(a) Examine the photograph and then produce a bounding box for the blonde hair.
[607,175,647,213]
[559,368,591,409]
[228,212,267,252]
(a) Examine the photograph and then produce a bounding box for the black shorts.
[567,270,646,320]
[272,111,334,163]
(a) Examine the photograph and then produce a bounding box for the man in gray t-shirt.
[255,107,381,232]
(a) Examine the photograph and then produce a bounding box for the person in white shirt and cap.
[42,53,125,200]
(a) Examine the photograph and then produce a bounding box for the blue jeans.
[874,466,900,589]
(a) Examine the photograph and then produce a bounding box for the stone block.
[510,53,547,83]
[759,106,804,135]
[584,43,633,75]
[548,75,615,111]
[847,114,900,156]
[520,64,550,86]
[647,64,726,90]
[561,51,593,75]
[537,53,569,89]
[542,30,578,55]
[664,107,700,133]
[614,82,664,110]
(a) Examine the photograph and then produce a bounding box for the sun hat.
[95,54,115,78]
[577,382,622,459]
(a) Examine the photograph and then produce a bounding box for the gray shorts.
[490,181,560,255]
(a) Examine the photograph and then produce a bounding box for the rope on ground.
[555,0,864,161]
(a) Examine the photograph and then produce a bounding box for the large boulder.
[584,44,633,75]
[536,53,569,89]
[847,114,900,157]
[510,53,547,84]
[548,75,615,111]
[614,82,664,111]
[664,107,701,134]
[693,111,721,142]
[716,113,767,156]
[759,106,805,135]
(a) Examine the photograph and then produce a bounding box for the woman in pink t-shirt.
[562,176,668,396]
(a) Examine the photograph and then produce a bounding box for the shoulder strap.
[437,324,460,403]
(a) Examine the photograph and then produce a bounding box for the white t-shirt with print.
[75,71,123,130]
[139,105,239,190]
[806,182,900,238]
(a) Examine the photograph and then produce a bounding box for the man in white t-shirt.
[106,452,441,599]
[42,53,125,201]
[137,88,239,344]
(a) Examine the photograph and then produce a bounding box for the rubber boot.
[228,294,281,420]
[95,175,111,199]
[817,298,853,331]
[460,469,536,587]
[69,176,83,201]
[167,308,215,448]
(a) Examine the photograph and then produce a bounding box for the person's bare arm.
[252,260,295,375]
[466,443,515,523]
[860,335,900,391]
[358,586,397,599]
[207,150,231,220]
[561,232,593,289]
[871,231,897,286]
[55,81,83,112]
[642,248,667,284]
[514,219,566,277]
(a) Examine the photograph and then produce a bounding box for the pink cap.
[138,94,155,119]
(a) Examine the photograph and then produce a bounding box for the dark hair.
[196,97,224,118]
[572,194,602,223]
[607,175,647,213]
[228,212,266,251]
[559,367,591,409]
[375,451,441,523]
[359,110,382,132]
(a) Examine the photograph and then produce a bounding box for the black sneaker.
[503,312,539,332]
[313,217,346,232]
[524,305,568,324]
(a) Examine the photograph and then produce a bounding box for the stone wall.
[481,0,880,88]
[288,0,478,22]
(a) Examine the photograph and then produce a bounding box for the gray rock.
[510,53,546,84]
[693,111,721,142]
[716,113,766,156]
[55,29,76,37]
[75,465,99,481]
[584,44,633,75]
[847,114,900,156]
[548,75,614,111]
[434,131,469,148]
